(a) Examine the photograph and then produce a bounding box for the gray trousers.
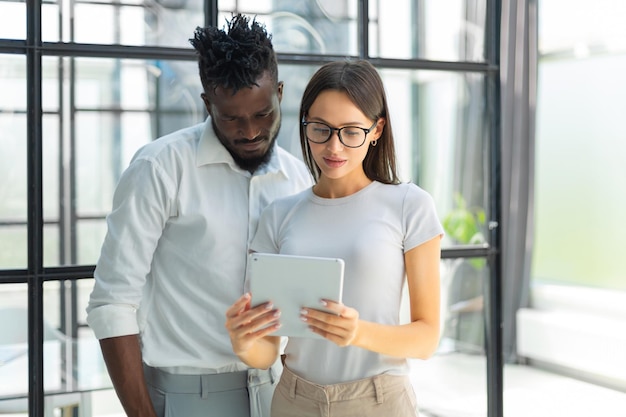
[144,362,281,417]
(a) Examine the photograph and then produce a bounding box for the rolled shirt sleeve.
[87,156,176,339]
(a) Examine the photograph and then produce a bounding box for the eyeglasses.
[302,120,377,148]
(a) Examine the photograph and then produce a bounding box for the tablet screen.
[248,253,345,338]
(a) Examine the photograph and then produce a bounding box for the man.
[86,14,312,417]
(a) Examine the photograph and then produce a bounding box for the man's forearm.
[100,334,157,417]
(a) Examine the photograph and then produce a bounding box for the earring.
[371,140,378,147]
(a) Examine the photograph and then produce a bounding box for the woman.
[225,60,443,416]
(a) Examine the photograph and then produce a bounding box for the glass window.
[523,0,626,401]
[0,227,27,269]
[39,57,201,267]
[533,0,626,290]
[0,283,29,402]
[410,258,489,415]
[0,112,26,219]
[380,69,488,248]
[0,281,116,413]
[0,55,27,269]
[370,0,487,61]
[43,115,60,221]
[41,0,204,46]
[221,0,359,56]
[0,55,26,110]
[41,280,112,409]
[0,1,25,40]
[275,63,321,154]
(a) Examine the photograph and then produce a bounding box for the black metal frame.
[486,1,504,416]
[0,1,503,416]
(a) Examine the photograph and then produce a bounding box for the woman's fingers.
[225,293,252,319]
[300,301,359,346]
[226,295,280,335]
[232,305,280,333]
[226,296,281,355]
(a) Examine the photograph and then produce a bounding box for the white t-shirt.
[86,117,312,374]
[251,181,443,385]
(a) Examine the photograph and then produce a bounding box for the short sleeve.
[403,184,444,253]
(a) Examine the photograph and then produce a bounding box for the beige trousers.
[271,366,420,417]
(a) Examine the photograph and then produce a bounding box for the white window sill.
[517,283,626,391]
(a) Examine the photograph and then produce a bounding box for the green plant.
[442,192,486,269]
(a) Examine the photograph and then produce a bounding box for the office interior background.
[1,0,625,416]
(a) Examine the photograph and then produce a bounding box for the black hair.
[299,60,400,184]
[189,14,278,95]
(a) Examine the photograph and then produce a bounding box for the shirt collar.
[196,117,290,179]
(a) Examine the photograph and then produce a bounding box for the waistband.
[280,366,409,405]
[144,364,277,399]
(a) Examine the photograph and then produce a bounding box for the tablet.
[248,252,345,338]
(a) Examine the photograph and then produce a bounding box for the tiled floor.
[410,353,626,417]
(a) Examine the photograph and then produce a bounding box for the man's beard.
[213,120,281,173]
[231,133,278,172]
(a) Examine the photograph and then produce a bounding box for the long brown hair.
[299,60,400,184]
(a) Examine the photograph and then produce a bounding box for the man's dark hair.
[189,14,278,95]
